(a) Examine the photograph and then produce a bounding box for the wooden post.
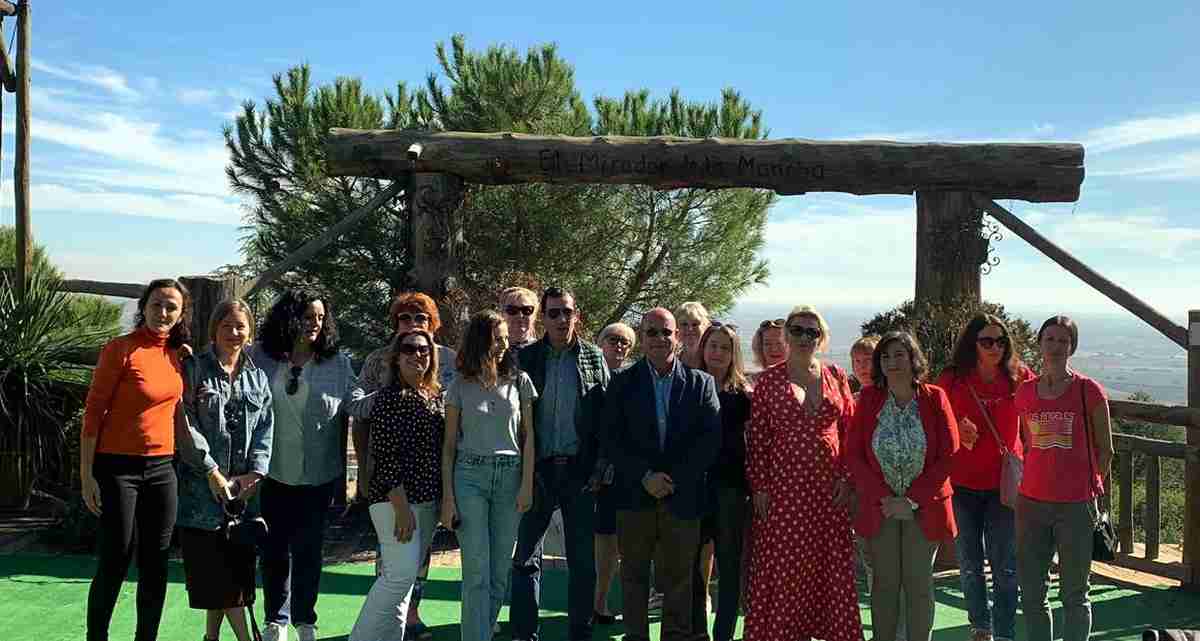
[1146,454,1161,560]
[180,275,240,354]
[914,190,985,306]
[408,172,466,343]
[1118,450,1134,554]
[13,0,30,298]
[1186,309,1200,587]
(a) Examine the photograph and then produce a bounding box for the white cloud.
[0,179,241,225]
[177,88,219,105]
[1090,150,1200,180]
[30,60,141,99]
[52,250,230,285]
[1084,112,1200,153]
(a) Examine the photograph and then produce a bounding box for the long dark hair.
[134,278,192,349]
[258,289,340,362]
[946,313,1021,388]
[456,310,517,388]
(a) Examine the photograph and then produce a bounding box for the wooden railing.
[1107,400,1200,583]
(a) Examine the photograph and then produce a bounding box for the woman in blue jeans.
[935,314,1033,641]
[441,310,536,641]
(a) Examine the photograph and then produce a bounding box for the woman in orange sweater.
[81,278,191,641]
[847,331,959,641]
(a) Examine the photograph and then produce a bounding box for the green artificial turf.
[1,553,1197,640]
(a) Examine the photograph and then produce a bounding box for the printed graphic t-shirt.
[1015,373,1107,503]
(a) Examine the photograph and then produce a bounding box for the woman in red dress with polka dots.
[745,305,863,641]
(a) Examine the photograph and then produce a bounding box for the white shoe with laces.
[262,622,288,641]
[296,623,318,641]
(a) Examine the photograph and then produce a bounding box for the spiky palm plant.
[0,271,117,508]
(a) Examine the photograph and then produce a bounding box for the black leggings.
[86,454,177,641]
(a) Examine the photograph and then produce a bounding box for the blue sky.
[2,1,1198,322]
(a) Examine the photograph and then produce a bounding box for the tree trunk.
[181,275,241,354]
[408,173,467,345]
[914,190,986,306]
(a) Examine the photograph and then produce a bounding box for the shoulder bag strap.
[1079,379,1107,511]
[966,383,1009,456]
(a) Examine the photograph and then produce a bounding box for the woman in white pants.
[350,329,445,641]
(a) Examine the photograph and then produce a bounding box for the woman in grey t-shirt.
[440,310,535,641]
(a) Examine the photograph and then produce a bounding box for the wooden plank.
[1186,310,1200,587]
[241,181,403,297]
[1118,450,1134,554]
[1111,399,1200,430]
[979,199,1189,349]
[0,15,15,92]
[59,279,146,298]
[12,0,29,298]
[1112,433,1199,461]
[1111,554,1190,582]
[1146,455,1161,560]
[914,190,983,306]
[326,129,1086,202]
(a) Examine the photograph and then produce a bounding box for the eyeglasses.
[545,308,575,320]
[396,312,431,325]
[759,319,785,329]
[398,343,432,356]
[286,365,303,395]
[977,336,1010,350]
[605,335,631,348]
[645,328,675,338]
[787,326,823,340]
[504,305,535,317]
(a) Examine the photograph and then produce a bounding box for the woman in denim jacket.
[177,299,274,641]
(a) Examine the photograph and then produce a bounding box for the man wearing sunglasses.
[602,308,721,641]
[510,287,611,641]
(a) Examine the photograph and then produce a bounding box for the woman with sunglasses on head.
[693,323,753,641]
[744,306,861,641]
[934,314,1034,641]
[675,301,711,369]
[847,331,958,641]
[176,299,274,641]
[248,289,357,641]
[1014,316,1112,641]
[500,286,540,350]
[751,318,789,374]
[349,329,445,641]
[441,310,536,641]
[82,278,191,641]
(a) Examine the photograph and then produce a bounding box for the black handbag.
[1082,383,1118,562]
[222,490,269,548]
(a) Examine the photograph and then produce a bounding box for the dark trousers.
[259,477,335,626]
[618,502,700,641]
[511,459,597,641]
[86,454,177,641]
[693,485,747,641]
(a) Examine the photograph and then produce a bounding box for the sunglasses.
[710,320,739,332]
[605,335,631,348]
[645,328,675,338]
[398,343,432,356]
[759,319,785,329]
[977,336,1010,350]
[545,308,575,320]
[396,312,431,324]
[787,326,823,340]
[504,305,535,317]
[286,365,303,395]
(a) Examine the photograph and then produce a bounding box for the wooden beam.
[979,198,1189,349]
[1110,554,1190,582]
[1118,450,1134,554]
[1110,399,1200,430]
[12,0,29,298]
[1186,310,1200,587]
[1147,455,1161,560]
[1112,433,1199,461]
[914,190,984,306]
[0,16,15,92]
[241,181,403,297]
[59,279,146,299]
[327,129,1086,203]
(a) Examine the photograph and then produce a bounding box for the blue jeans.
[952,486,1018,640]
[511,459,596,641]
[455,453,524,641]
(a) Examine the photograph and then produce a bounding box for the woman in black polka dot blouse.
[349,329,445,641]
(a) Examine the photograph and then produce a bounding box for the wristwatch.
[906,497,919,511]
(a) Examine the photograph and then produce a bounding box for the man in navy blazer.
[602,307,721,641]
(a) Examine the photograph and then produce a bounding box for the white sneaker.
[295,623,317,641]
[262,623,288,641]
[493,621,501,634]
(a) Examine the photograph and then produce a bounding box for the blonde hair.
[674,301,710,325]
[499,286,539,312]
[208,298,255,346]
[785,304,831,352]
[851,334,881,356]
[751,321,786,368]
[699,325,750,393]
[599,322,636,349]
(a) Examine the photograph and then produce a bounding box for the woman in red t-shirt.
[936,314,1033,641]
[1014,315,1113,641]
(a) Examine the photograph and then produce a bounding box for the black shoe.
[592,611,618,625]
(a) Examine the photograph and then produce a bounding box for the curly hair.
[388,292,441,335]
[258,289,340,362]
[456,310,518,388]
[872,330,930,389]
[134,278,192,349]
[945,313,1022,388]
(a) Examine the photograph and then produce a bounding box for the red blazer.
[847,383,959,541]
